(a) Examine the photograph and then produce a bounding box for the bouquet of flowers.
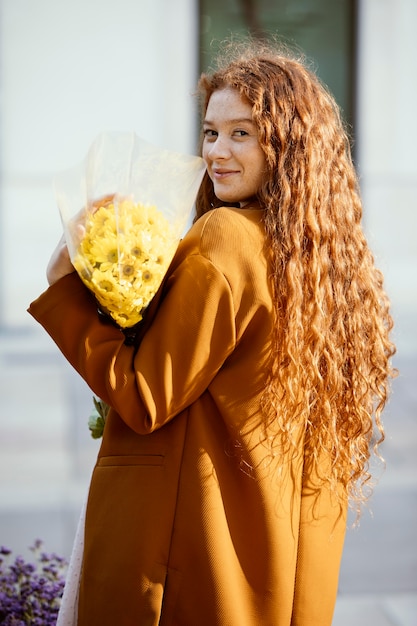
[55,132,206,328]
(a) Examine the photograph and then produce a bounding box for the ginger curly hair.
[195,40,396,514]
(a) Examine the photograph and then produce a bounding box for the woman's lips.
[212,168,239,179]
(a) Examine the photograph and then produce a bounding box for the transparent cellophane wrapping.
[55,132,206,328]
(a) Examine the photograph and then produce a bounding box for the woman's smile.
[213,167,240,178]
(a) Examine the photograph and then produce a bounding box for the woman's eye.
[234,130,249,137]
[203,129,217,138]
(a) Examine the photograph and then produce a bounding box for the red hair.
[196,40,396,514]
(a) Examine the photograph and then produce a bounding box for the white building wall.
[0,0,200,327]
[357,0,417,356]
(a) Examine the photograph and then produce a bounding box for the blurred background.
[0,1,416,624]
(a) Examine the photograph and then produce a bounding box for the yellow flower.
[87,238,119,266]
[73,200,177,327]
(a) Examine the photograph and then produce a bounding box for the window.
[199,0,356,126]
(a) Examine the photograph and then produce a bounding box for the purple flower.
[0,541,68,625]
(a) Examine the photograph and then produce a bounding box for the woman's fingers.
[46,234,75,286]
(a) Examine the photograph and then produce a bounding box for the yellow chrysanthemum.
[73,200,177,327]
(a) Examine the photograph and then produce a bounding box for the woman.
[29,41,395,625]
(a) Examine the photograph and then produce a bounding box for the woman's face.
[202,88,266,207]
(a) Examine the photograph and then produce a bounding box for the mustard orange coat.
[29,207,347,626]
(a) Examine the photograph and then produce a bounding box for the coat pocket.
[97,454,164,467]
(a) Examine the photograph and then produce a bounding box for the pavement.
[0,324,416,625]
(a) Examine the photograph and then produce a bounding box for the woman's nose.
[207,135,231,160]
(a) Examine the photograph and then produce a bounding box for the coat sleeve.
[28,251,236,435]
[291,453,347,625]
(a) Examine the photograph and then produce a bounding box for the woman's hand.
[46,234,75,286]
[46,195,114,286]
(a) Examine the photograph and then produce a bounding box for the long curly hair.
[195,39,396,514]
